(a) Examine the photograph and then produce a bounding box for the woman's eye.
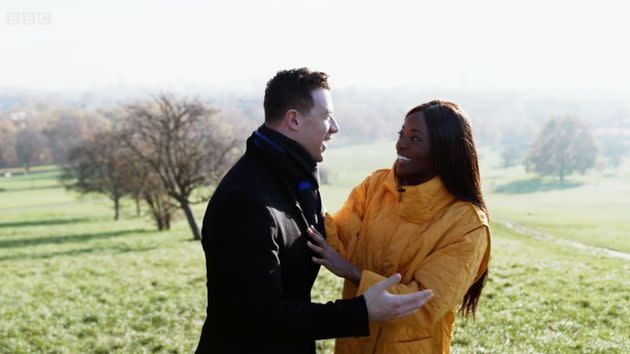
[398,131,421,142]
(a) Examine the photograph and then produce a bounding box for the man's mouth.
[322,139,331,151]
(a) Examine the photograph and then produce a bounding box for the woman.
[307,100,491,353]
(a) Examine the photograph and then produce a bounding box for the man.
[196,68,433,354]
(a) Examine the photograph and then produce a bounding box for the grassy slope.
[316,148,630,353]
[1,144,629,353]
[1,168,208,353]
[322,142,630,253]
[313,223,630,354]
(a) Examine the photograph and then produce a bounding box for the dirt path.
[496,219,630,261]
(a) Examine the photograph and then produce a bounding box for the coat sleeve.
[324,175,371,259]
[354,225,490,329]
[203,192,370,341]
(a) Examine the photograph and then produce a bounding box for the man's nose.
[329,116,340,134]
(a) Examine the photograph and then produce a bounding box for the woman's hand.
[306,225,362,286]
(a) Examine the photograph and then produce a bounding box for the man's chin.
[316,147,326,162]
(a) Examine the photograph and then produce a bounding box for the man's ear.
[283,109,301,132]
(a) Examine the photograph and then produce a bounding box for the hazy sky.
[1,0,629,94]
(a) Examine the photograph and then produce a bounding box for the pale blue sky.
[1,0,628,95]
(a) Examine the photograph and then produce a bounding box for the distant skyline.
[1,0,629,95]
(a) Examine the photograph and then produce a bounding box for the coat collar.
[247,124,320,188]
[383,167,455,224]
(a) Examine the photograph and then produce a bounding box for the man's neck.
[264,122,294,140]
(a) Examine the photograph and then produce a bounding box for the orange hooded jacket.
[325,168,491,354]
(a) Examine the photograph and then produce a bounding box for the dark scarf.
[246,125,325,236]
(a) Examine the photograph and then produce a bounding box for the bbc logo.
[6,11,52,25]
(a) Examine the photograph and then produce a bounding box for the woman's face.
[395,111,436,185]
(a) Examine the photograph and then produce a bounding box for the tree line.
[60,94,241,240]
[502,117,628,181]
[0,94,245,240]
[0,107,111,171]
[1,91,628,237]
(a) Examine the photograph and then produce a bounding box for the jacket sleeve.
[324,175,371,259]
[203,193,370,341]
[354,225,490,329]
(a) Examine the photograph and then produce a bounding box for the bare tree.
[122,152,177,231]
[121,94,241,240]
[15,127,47,173]
[141,172,177,231]
[44,108,111,164]
[63,131,131,220]
[0,119,17,168]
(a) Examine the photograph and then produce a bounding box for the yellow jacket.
[325,168,491,354]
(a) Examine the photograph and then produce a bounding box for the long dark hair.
[407,100,488,317]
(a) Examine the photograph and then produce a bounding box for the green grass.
[0,165,57,176]
[316,147,630,353]
[452,223,630,353]
[480,148,630,253]
[0,168,87,209]
[1,144,629,353]
[320,141,394,188]
[0,231,205,353]
[1,168,208,353]
[323,142,630,253]
[313,224,630,354]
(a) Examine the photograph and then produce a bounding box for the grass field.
[1,144,629,353]
[322,142,630,253]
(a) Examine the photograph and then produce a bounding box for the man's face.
[296,88,339,162]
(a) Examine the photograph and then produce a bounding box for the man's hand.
[363,273,433,321]
[306,225,361,285]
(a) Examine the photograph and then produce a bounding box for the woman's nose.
[396,138,407,151]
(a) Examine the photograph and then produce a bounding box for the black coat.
[196,126,369,354]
